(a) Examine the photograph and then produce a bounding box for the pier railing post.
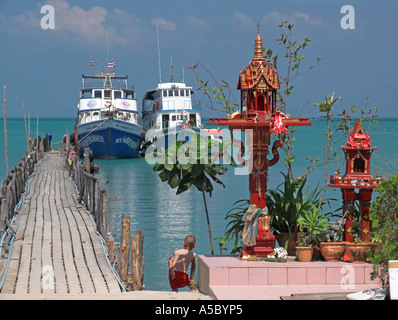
[131,230,145,290]
[118,215,130,283]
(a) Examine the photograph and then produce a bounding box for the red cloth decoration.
[270,111,286,134]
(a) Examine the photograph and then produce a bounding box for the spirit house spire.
[253,24,265,62]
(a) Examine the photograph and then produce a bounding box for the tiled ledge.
[197,255,380,299]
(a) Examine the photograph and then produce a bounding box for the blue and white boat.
[77,71,143,158]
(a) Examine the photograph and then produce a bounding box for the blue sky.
[0,0,397,118]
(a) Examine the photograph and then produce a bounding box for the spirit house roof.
[237,32,280,91]
[342,120,376,150]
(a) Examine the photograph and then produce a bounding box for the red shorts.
[169,271,192,290]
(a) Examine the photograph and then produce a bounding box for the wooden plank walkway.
[0,151,124,295]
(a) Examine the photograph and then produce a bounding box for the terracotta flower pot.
[295,246,313,262]
[345,242,373,263]
[320,242,346,262]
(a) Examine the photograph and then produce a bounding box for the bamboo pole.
[3,83,9,176]
[131,230,145,290]
[119,215,130,283]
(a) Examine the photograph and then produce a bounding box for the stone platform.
[197,255,380,300]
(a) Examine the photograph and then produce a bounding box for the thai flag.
[107,60,115,69]
[89,59,95,67]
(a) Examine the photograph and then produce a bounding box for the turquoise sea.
[1,117,397,291]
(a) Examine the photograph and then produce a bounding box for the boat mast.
[156,24,162,83]
[103,72,112,89]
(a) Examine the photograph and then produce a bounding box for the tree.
[150,134,234,255]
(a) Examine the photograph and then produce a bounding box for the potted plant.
[295,205,328,262]
[319,218,346,262]
[267,172,325,255]
[345,218,373,263]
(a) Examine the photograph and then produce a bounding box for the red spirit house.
[209,29,311,256]
[330,121,384,242]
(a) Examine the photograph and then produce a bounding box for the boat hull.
[77,119,143,159]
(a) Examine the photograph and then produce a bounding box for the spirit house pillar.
[209,28,311,256]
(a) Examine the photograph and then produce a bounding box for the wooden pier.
[0,149,124,296]
[0,141,211,300]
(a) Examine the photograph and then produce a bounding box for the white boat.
[77,71,143,158]
[142,81,202,147]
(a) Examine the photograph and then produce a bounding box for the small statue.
[241,204,268,247]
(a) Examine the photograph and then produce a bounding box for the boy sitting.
[168,235,197,292]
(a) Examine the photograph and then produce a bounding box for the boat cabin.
[78,73,139,126]
[142,82,201,132]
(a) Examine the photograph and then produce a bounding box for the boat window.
[126,92,133,99]
[185,90,190,96]
[174,90,179,97]
[168,90,173,97]
[94,90,102,98]
[163,90,167,97]
[172,115,176,121]
[93,111,99,116]
[114,91,122,99]
[180,90,185,96]
[162,114,170,129]
[104,90,111,98]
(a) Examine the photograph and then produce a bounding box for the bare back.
[170,249,196,273]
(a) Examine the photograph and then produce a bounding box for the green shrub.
[369,173,398,287]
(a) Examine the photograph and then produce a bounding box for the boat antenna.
[170,57,174,82]
[156,24,162,83]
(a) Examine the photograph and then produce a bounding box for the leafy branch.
[264,21,322,180]
[186,61,238,115]
[151,135,235,255]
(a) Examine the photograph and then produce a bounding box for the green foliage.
[297,205,328,247]
[224,199,250,254]
[214,236,230,255]
[151,134,234,255]
[152,135,230,197]
[267,172,327,239]
[349,217,364,243]
[369,174,398,287]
